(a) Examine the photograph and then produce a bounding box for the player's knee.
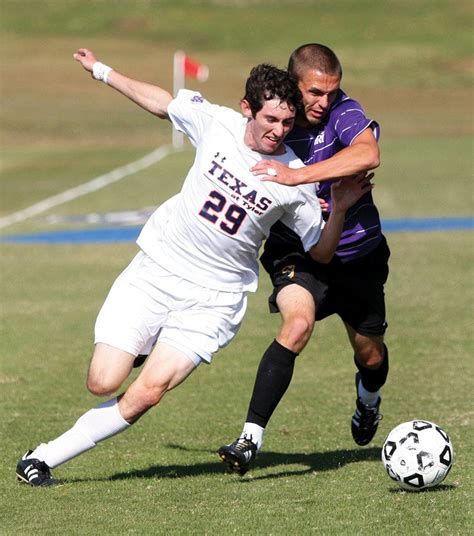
[87,344,134,396]
[354,343,389,391]
[131,381,169,410]
[355,344,384,369]
[291,314,314,343]
[279,314,314,352]
[86,375,121,397]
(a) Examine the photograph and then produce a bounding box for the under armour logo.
[281,265,296,279]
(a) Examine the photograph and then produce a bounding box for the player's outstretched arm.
[252,129,380,185]
[309,173,373,263]
[73,48,173,119]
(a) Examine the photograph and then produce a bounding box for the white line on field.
[0,144,178,230]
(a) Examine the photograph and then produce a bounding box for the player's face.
[242,98,296,155]
[297,70,341,125]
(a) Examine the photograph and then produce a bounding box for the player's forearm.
[298,143,380,184]
[74,49,173,119]
[308,209,346,263]
[106,70,173,119]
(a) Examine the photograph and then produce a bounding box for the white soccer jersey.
[137,90,324,293]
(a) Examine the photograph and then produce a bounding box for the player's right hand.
[73,48,97,73]
[331,172,374,212]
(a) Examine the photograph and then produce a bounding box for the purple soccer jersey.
[285,90,382,261]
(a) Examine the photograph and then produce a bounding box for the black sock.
[246,339,298,428]
[354,344,389,392]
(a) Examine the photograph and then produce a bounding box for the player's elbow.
[309,249,333,264]
[366,145,381,170]
[154,110,170,120]
[369,153,381,170]
[314,254,332,264]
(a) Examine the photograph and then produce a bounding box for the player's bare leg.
[118,342,197,423]
[275,284,315,353]
[17,342,197,486]
[219,284,315,474]
[87,343,136,396]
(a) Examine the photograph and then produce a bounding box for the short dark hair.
[242,63,301,117]
[288,43,342,81]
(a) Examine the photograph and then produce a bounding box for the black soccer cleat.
[16,451,62,487]
[351,374,382,446]
[218,435,257,476]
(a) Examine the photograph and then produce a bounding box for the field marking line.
[0,145,178,230]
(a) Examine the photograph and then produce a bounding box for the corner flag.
[172,51,209,148]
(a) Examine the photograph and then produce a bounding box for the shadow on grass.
[79,445,382,483]
[388,484,457,493]
[239,446,381,481]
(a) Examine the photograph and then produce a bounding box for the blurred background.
[1,0,472,232]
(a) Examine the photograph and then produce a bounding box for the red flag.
[172,51,209,148]
[183,55,209,82]
[173,50,209,86]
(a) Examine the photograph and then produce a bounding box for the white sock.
[30,398,130,469]
[242,422,265,450]
[358,381,380,407]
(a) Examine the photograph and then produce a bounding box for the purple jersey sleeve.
[334,104,380,147]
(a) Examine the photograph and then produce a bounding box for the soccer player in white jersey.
[15,48,372,486]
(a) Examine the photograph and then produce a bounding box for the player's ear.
[240,99,253,119]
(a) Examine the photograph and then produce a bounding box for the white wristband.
[92,62,113,83]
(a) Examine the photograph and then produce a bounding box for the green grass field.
[0,1,473,534]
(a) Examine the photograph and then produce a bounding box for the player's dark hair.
[288,43,342,81]
[242,63,302,117]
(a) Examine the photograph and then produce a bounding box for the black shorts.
[260,235,390,337]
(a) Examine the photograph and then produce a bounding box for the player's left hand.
[318,197,330,212]
[251,160,298,184]
[331,172,374,212]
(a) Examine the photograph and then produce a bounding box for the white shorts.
[94,251,247,365]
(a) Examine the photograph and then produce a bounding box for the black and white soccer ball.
[381,420,454,491]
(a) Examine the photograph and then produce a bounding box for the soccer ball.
[381,420,454,491]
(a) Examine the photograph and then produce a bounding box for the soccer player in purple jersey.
[219,43,390,475]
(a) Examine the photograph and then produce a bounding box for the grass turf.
[0,234,472,534]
